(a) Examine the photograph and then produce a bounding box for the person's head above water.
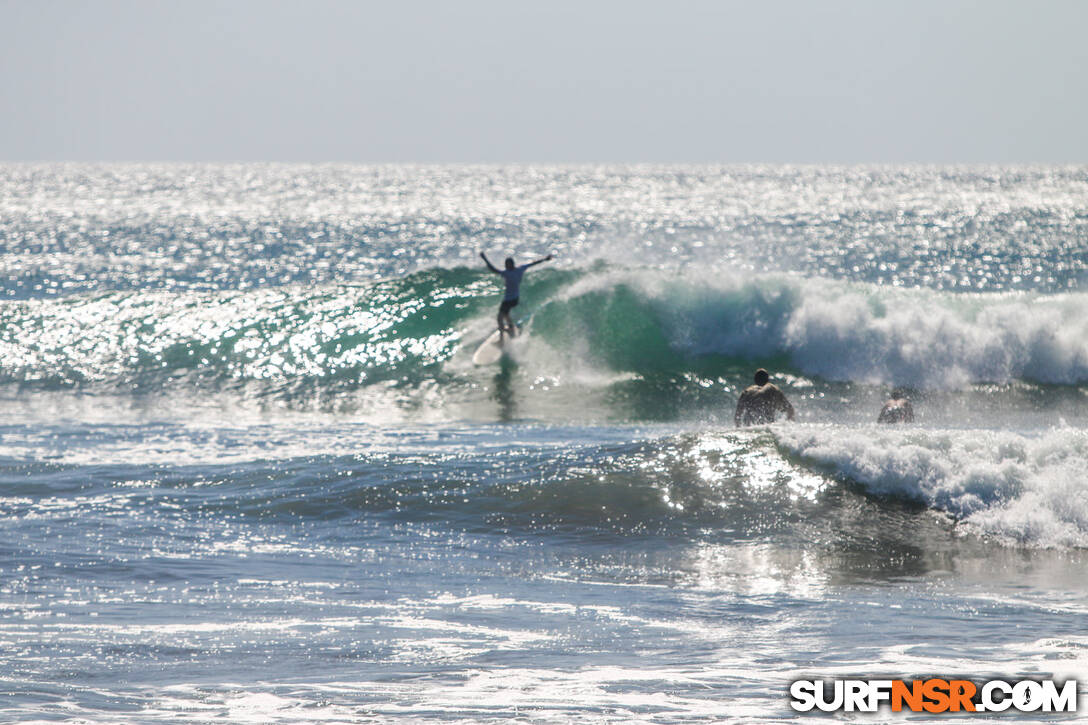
[890,388,909,400]
[505,257,515,270]
[754,368,769,386]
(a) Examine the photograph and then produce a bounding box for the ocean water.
[1,164,1087,722]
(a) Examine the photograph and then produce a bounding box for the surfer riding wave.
[480,251,552,340]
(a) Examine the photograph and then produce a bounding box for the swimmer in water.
[734,368,796,426]
[878,388,915,424]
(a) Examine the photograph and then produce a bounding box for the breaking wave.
[2,266,1086,394]
[777,425,1088,548]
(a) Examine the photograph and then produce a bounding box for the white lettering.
[815,680,843,712]
[868,680,894,711]
[1040,679,1077,712]
[1013,680,1043,712]
[789,680,817,712]
[844,680,869,712]
[982,680,1012,712]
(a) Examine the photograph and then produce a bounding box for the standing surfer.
[479,251,552,340]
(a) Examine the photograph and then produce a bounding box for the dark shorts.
[499,298,519,314]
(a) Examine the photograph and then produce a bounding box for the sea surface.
[1,164,1087,722]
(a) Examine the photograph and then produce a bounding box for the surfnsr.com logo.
[789,678,1078,713]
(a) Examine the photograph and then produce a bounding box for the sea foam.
[534,269,1088,387]
[776,425,1088,548]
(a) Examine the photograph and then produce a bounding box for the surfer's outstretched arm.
[479,252,501,274]
[524,254,553,268]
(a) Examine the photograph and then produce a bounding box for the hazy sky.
[2,0,1086,162]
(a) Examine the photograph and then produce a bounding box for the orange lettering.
[922,679,951,713]
[892,680,924,712]
[948,680,977,712]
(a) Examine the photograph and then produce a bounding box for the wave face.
[0,268,488,390]
[3,421,1083,550]
[2,267,1087,396]
[0,426,995,547]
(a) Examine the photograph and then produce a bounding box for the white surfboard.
[472,325,517,365]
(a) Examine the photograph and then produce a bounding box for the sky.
[2,0,1086,163]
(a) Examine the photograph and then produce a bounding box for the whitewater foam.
[776,425,1088,548]
[529,268,1088,388]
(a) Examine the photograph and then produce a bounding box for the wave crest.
[1,266,1086,392]
[531,269,1088,387]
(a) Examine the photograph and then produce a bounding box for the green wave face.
[2,266,1088,421]
[0,267,489,391]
